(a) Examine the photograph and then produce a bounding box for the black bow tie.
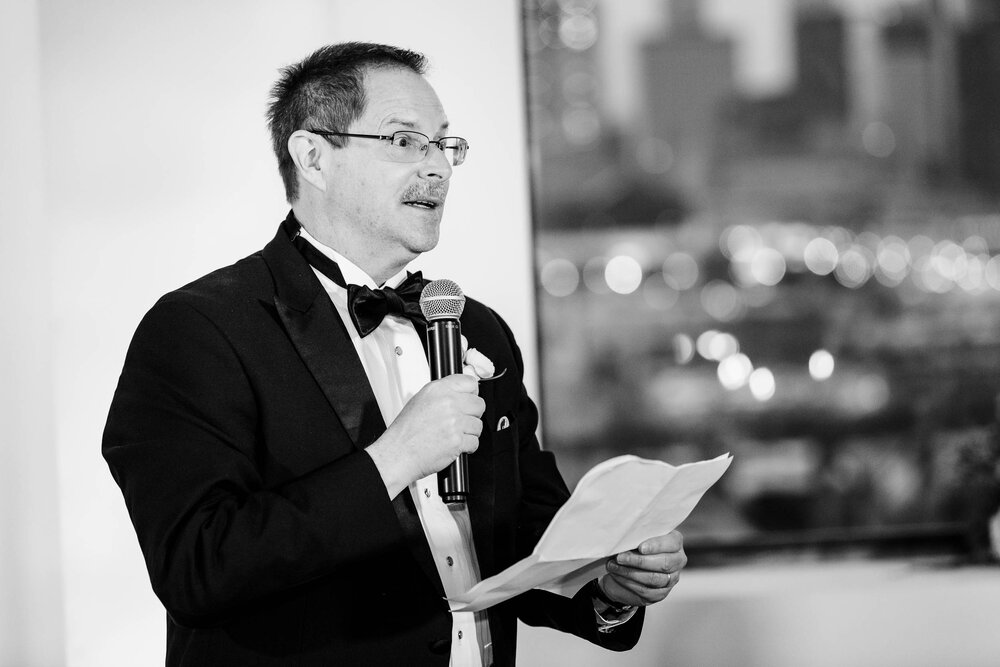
[346,278,426,337]
[292,232,426,337]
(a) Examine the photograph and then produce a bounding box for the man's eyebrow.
[383,117,451,134]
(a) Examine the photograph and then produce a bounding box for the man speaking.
[103,42,687,666]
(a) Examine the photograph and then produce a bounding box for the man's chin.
[408,214,442,251]
[407,231,440,255]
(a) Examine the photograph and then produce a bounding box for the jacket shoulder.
[162,251,271,310]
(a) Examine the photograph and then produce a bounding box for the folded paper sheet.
[448,453,733,612]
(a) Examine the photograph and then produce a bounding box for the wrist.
[591,577,634,616]
[365,438,411,499]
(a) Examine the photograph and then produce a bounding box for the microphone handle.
[427,319,469,504]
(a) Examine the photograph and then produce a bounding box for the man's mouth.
[403,198,442,210]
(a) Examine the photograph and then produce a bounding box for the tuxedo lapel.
[274,292,385,448]
[262,216,443,598]
[468,381,497,577]
[264,221,383,449]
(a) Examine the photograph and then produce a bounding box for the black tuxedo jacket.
[103,216,643,666]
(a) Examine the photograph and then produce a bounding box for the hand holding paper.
[602,529,686,607]
[448,453,733,612]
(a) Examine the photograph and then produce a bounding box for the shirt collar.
[297,226,410,290]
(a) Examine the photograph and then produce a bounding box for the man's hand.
[600,530,687,607]
[366,374,485,498]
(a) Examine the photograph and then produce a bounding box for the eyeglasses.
[309,129,469,167]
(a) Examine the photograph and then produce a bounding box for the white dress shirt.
[298,228,491,667]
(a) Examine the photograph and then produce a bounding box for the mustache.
[401,183,449,202]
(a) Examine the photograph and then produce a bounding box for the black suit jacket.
[103,215,643,665]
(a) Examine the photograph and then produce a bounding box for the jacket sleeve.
[102,295,405,626]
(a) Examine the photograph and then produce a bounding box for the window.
[526,0,1000,560]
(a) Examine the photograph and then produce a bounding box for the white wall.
[0,1,65,665]
[29,1,536,664]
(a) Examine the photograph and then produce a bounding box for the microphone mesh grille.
[420,279,466,320]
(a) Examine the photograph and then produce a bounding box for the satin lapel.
[468,382,497,578]
[273,293,383,448]
[263,219,443,597]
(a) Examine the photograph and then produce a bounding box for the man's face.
[322,67,453,270]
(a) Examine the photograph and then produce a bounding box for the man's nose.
[418,143,453,180]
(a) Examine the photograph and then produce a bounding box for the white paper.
[448,453,733,612]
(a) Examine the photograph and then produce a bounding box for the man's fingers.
[614,532,687,575]
[606,562,675,588]
[459,415,483,437]
[635,531,684,556]
[613,550,687,575]
[603,572,673,606]
[442,372,480,394]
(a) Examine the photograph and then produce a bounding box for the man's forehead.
[361,68,449,131]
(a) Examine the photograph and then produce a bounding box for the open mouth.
[403,198,441,210]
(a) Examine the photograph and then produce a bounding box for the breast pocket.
[477,382,516,454]
[492,411,517,453]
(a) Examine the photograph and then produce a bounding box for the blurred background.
[527,0,1000,560]
[2,0,999,665]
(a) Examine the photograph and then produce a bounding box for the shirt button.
[446,556,454,566]
[395,346,403,356]
[424,488,431,498]
[457,630,463,640]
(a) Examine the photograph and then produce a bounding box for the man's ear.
[288,131,328,194]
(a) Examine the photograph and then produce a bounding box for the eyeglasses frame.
[307,129,469,166]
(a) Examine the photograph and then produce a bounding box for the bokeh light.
[706,332,739,361]
[748,367,776,401]
[875,236,910,286]
[604,255,643,294]
[582,256,610,294]
[558,13,598,51]
[844,374,891,414]
[834,246,874,288]
[663,252,699,290]
[539,258,579,297]
[701,280,743,321]
[721,225,762,261]
[696,330,720,360]
[804,237,839,275]
[718,353,753,390]
[673,334,695,365]
[749,247,786,286]
[862,121,896,158]
[809,349,835,381]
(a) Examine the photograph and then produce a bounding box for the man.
[103,42,686,666]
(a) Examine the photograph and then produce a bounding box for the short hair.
[267,42,428,202]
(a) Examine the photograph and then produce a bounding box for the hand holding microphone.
[365,280,483,502]
[420,279,473,503]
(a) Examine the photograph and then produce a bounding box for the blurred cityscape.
[525,0,1000,558]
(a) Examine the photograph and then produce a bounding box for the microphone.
[419,279,469,504]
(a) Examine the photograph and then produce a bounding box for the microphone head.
[420,279,466,321]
